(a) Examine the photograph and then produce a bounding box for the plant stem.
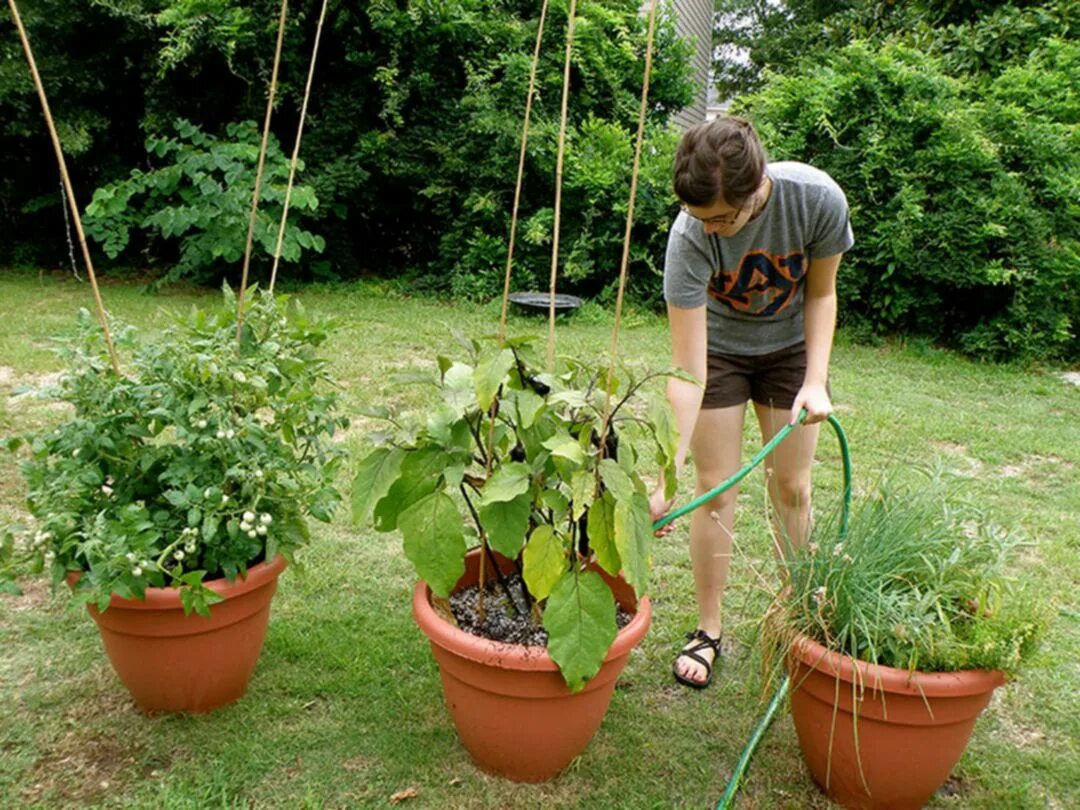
[475,392,503,625]
[465,413,488,468]
[460,485,523,615]
[477,538,488,625]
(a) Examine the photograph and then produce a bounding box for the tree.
[3,0,695,298]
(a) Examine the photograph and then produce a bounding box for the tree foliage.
[714,0,1076,98]
[2,1,694,298]
[718,0,1079,359]
[83,119,324,287]
[739,39,1079,359]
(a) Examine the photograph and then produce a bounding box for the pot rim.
[413,577,651,673]
[66,554,287,611]
[788,629,1006,697]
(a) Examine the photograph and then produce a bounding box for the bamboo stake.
[237,0,288,340]
[8,0,121,376]
[479,3,553,621]
[269,0,330,293]
[598,0,659,455]
[497,0,550,346]
[546,0,578,373]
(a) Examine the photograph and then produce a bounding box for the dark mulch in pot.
[449,573,633,648]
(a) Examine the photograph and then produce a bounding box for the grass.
[1,270,1078,808]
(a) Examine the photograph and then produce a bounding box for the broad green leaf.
[399,491,466,599]
[474,349,515,411]
[480,462,530,504]
[587,492,620,576]
[351,447,405,525]
[427,402,466,448]
[599,458,635,502]
[543,569,617,692]
[542,433,586,465]
[512,388,545,429]
[614,492,651,594]
[548,390,589,409]
[372,447,449,532]
[569,469,596,521]
[649,394,679,467]
[649,396,680,499]
[617,439,637,477]
[436,355,454,377]
[444,463,465,489]
[443,362,475,414]
[578,423,595,459]
[478,492,531,558]
[522,525,566,600]
[539,487,570,523]
[662,458,678,501]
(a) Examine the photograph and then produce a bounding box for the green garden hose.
[648,411,852,809]
[653,412,850,533]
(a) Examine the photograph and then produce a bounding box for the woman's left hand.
[790,383,832,425]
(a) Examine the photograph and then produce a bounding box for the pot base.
[82,556,286,714]
[787,633,1004,809]
[414,551,650,782]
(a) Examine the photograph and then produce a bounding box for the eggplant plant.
[353,336,685,690]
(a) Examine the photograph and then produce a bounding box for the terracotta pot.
[72,555,286,714]
[412,550,651,782]
[786,631,1005,809]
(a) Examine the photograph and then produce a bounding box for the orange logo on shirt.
[708,250,806,315]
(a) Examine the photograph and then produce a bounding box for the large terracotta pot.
[74,555,286,714]
[412,550,651,782]
[786,631,1005,809]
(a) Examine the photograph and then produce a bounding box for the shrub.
[4,2,695,293]
[83,119,325,287]
[738,40,1080,360]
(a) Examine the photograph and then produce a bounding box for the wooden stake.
[237,0,288,340]
[9,0,121,376]
[498,0,550,346]
[546,0,577,373]
[598,0,659,454]
[270,0,330,293]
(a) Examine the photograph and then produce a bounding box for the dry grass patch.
[22,732,145,805]
[17,669,165,806]
[931,440,984,476]
[998,454,1075,479]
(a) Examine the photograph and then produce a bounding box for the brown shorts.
[702,342,810,410]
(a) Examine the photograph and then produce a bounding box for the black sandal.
[672,629,722,689]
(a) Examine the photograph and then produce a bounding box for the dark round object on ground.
[508,291,584,314]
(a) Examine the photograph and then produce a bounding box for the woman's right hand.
[649,485,677,537]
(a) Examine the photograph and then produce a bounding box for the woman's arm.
[666,302,708,469]
[650,302,707,524]
[791,252,842,425]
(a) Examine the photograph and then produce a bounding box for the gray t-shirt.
[663,161,854,356]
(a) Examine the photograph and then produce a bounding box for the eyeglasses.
[680,181,767,227]
[680,203,743,227]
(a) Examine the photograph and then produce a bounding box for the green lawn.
[1,271,1077,809]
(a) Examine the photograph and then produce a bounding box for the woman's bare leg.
[753,403,821,556]
[675,403,746,684]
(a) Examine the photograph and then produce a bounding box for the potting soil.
[449,574,632,647]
